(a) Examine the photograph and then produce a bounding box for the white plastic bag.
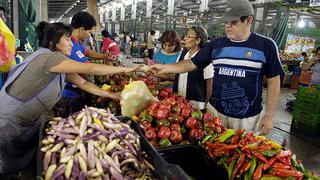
[120,81,158,116]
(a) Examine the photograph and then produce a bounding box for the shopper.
[153,29,182,65]
[101,30,121,57]
[0,22,139,178]
[147,30,156,59]
[173,27,213,110]
[56,12,112,117]
[302,47,320,86]
[150,0,283,134]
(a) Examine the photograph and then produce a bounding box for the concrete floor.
[262,88,320,174]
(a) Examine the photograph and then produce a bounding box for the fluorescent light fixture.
[298,18,305,28]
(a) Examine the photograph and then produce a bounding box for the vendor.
[173,27,213,110]
[302,47,320,86]
[56,12,114,117]
[0,22,139,178]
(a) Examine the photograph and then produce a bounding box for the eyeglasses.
[186,35,198,39]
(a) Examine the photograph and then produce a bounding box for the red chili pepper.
[257,144,272,151]
[263,155,278,170]
[278,150,292,158]
[230,134,239,144]
[253,163,264,180]
[219,144,239,150]
[231,153,246,180]
[273,167,303,177]
[213,149,224,157]
[225,154,240,164]
[246,132,258,143]
[252,151,268,163]
[208,148,215,158]
[239,160,251,175]
[278,157,291,166]
[236,129,245,135]
[206,142,223,149]
[272,162,291,169]
[223,149,230,157]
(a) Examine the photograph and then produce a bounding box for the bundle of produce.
[132,92,225,148]
[41,107,154,180]
[205,129,319,180]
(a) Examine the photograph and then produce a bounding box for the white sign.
[146,0,152,18]
[120,6,125,21]
[167,0,174,15]
[131,0,137,19]
[310,0,320,7]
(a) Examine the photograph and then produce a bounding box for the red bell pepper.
[253,163,264,180]
[203,113,213,121]
[156,109,168,119]
[166,97,176,106]
[170,123,181,132]
[145,128,157,140]
[181,107,191,118]
[170,130,183,144]
[159,102,171,111]
[185,117,197,129]
[158,126,171,139]
[252,151,268,163]
[164,87,173,93]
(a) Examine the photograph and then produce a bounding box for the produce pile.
[133,91,225,148]
[41,107,154,180]
[205,129,319,180]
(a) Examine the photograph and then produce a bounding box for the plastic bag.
[120,81,158,116]
[0,19,16,72]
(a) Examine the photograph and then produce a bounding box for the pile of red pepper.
[205,129,314,180]
[132,92,225,147]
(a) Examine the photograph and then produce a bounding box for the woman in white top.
[173,27,213,110]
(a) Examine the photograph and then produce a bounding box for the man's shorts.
[207,103,264,132]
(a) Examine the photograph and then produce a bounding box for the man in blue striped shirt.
[150,0,283,134]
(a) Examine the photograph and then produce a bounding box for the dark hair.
[189,26,208,47]
[150,30,156,35]
[159,29,181,52]
[240,15,254,22]
[37,21,72,51]
[0,6,5,12]
[301,52,307,57]
[316,47,320,53]
[71,12,96,30]
[101,30,109,37]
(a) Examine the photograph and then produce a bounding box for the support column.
[13,0,19,38]
[86,0,101,32]
[36,0,48,24]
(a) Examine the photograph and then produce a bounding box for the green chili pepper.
[159,139,172,147]
[219,129,236,143]
[208,136,216,143]
[259,150,277,157]
[202,135,213,144]
[241,132,247,139]
[291,154,305,172]
[227,160,236,179]
[249,157,257,178]
[244,171,250,180]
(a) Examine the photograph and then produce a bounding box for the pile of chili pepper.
[205,129,313,180]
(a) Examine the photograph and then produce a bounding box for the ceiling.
[48,0,320,27]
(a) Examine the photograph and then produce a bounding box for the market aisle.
[263,88,320,174]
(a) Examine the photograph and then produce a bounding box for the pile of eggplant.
[41,107,154,180]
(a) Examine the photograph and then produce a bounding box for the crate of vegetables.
[38,107,189,180]
[132,92,225,148]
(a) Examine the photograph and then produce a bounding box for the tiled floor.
[263,88,320,174]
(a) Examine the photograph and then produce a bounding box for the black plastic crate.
[157,144,228,180]
[37,116,189,180]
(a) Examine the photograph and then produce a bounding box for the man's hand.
[258,115,273,134]
[149,64,167,75]
[125,64,143,73]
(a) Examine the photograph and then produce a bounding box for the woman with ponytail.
[0,22,140,178]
